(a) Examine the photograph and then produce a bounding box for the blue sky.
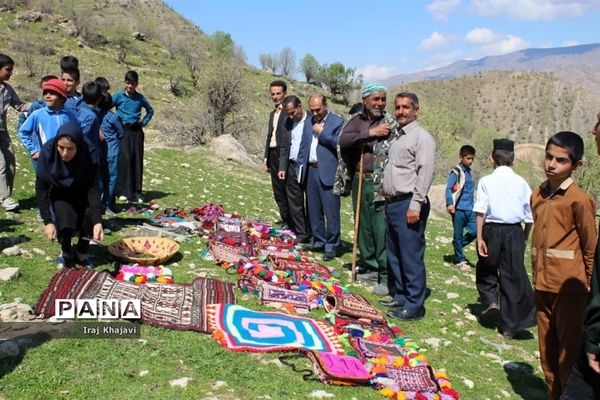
[164,0,600,81]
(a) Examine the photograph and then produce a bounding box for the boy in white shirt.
[474,138,536,339]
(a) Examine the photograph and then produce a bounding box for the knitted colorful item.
[324,293,386,323]
[306,351,373,386]
[329,315,399,341]
[269,257,332,277]
[375,365,439,393]
[190,203,225,230]
[217,214,242,232]
[115,264,174,284]
[208,231,254,265]
[207,304,344,354]
[353,337,407,360]
[245,222,297,245]
[259,283,312,314]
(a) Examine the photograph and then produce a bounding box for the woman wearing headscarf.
[36,121,104,269]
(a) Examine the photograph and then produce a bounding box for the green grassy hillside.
[0,128,553,399]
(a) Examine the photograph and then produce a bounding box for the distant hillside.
[390,70,600,183]
[383,43,600,95]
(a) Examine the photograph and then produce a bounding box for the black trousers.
[560,350,600,399]
[267,148,289,225]
[53,196,93,255]
[476,223,536,333]
[285,161,309,241]
[117,124,144,199]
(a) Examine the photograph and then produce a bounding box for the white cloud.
[562,39,581,47]
[469,0,600,21]
[464,28,529,55]
[465,27,495,44]
[480,35,529,55]
[356,64,398,81]
[427,0,461,21]
[419,31,454,51]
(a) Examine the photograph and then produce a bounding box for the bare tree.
[11,32,40,77]
[279,47,295,78]
[114,31,129,64]
[259,53,272,72]
[201,54,247,136]
[271,53,281,75]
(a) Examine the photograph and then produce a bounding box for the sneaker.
[56,255,67,269]
[118,195,128,202]
[455,261,471,271]
[1,197,19,211]
[105,208,118,217]
[56,251,71,269]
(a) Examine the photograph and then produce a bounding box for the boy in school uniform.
[474,138,536,339]
[445,145,477,270]
[0,53,27,211]
[531,132,597,399]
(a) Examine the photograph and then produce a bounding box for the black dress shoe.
[304,244,324,252]
[387,307,425,321]
[378,299,404,308]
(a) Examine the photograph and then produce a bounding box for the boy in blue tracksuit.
[445,145,476,270]
[19,79,77,168]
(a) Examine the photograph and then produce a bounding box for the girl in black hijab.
[36,121,103,268]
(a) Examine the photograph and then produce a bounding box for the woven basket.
[108,236,180,265]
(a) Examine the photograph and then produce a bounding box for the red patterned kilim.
[84,273,236,333]
[35,269,236,333]
[34,268,100,318]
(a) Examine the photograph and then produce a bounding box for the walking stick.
[351,145,365,283]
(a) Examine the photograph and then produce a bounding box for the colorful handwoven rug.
[35,269,235,333]
[34,268,100,318]
[84,273,235,333]
[207,304,344,354]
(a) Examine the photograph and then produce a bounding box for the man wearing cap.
[380,92,436,321]
[339,83,391,291]
[19,78,77,169]
[474,138,536,339]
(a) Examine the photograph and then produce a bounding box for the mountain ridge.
[383,43,600,95]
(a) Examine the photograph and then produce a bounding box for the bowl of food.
[108,237,180,265]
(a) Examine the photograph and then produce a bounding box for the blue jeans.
[102,154,119,209]
[452,209,476,263]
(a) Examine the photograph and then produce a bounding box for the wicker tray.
[108,236,180,265]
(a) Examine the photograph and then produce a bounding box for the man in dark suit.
[277,95,310,243]
[262,80,290,228]
[296,94,344,260]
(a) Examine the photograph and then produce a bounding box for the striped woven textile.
[84,273,236,333]
[34,268,100,318]
[35,269,236,333]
